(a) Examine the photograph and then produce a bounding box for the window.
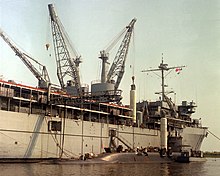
[48,121,62,132]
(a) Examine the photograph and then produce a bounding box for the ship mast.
[142,54,185,101]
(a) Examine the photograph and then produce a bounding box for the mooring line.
[208,130,220,141]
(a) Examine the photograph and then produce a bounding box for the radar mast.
[142,54,185,101]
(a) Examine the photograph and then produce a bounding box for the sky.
[0,0,219,152]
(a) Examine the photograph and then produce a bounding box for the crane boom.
[0,29,50,88]
[106,18,136,91]
[48,4,81,95]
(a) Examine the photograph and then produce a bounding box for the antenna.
[142,55,185,101]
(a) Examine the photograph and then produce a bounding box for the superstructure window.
[48,121,62,132]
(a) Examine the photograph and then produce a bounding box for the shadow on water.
[0,158,219,176]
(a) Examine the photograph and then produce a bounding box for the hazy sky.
[0,0,219,151]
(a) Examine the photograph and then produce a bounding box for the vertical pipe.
[160,117,167,150]
[81,116,84,159]
[130,76,136,123]
[136,111,143,128]
[99,51,108,83]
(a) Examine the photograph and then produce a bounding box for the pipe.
[160,117,167,150]
[130,76,136,123]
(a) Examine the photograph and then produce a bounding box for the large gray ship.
[0,4,207,161]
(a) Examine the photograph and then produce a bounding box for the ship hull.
[0,110,207,159]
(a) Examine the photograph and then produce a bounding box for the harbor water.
[0,158,219,176]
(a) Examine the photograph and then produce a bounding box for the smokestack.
[130,76,136,123]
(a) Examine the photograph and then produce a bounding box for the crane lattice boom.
[48,4,81,95]
[106,18,136,91]
[0,29,50,88]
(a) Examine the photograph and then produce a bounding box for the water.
[0,158,219,176]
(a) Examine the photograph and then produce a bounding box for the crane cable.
[131,27,135,76]
[45,16,51,50]
[59,18,80,58]
[104,27,127,53]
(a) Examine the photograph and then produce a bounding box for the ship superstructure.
[140,58,207,154]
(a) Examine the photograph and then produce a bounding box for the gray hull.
[0,110,207,159]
